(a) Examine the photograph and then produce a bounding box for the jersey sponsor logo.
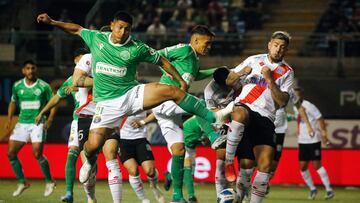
[95,62,127,77]
[21,101,40,109]
[119,50,130,60]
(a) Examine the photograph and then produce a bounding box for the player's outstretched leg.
[147,170,165,203]
[83,163,97,203]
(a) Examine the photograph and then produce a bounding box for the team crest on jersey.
[93,115,101,123]
[20,89,24,95]
[276,66,285,75]
[99,43,104,50]
[34,89,41,96]
[120,50,130,60]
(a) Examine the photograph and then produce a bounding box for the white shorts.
[90,84,145,130]
[153,101,187,148]
[68,120,79,147]
[10,123,45,143]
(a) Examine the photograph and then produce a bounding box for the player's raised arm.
[72,68,93,87]
[37,13,83,36]
[157,56,188,91]
[262,66,290,108]
[35,95,61,125]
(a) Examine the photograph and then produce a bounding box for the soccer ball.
[217,188,238,203]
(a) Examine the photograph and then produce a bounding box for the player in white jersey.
[5,60,56,197]
[118,112,165,203]
[220,31,296,203]
[293,87,334,200]
[204,67,252,201]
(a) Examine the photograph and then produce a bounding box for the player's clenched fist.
[37,13,52,24]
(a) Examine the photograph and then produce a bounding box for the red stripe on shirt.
[76,89,93,114]
[240,85,266,104]
[119,116,128,129]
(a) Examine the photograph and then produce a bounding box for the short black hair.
[191,25,215,37]
[73,47,89,58]
[113,11,133,25]
[100,25,111,32]
[213,66,230,87]
[271,31,291,44]
[23,60,35,67]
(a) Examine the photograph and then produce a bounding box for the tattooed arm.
[72,68,93,87]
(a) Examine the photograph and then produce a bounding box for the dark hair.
[191,25,215,37]
[271,31,291,44]
[100,25,111,32]
[73,47,89,58]
[23,60,35,66]
[113,11,133,25]
[213,66,230,87]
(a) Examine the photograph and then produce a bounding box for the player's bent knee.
[170,143,185,155]
[145,167,156,177]
[127,167,139,177]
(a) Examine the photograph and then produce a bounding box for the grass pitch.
[0,179,359,203]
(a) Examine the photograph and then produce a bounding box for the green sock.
[195,116,219,143]
[171,155,185,201]
[65,148,79,194]
[37,156,52,183]
[9,156,26,184]
[183,166,195,198]
[178,93,215,123]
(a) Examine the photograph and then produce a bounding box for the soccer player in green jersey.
[5,60,56,197]
[37,11,233,202]
[152,25,227,202]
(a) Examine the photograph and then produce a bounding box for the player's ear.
[267,41,271,50]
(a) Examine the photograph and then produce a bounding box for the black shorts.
[239,104,276,148]
[78,117,120,151]
[273,133,285,161]
[119,138,154,164]
[78,117,92,151]
[236,133,255,161]
[299,142,321,161]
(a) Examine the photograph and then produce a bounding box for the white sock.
[83,173,96,201]
[215,159,226,196]
[317,167,332,191]
[148,170,164,200]
[301,170,316,190]
[250,171,270,203]
[236,167,254,199]
[106,159,122,203]
[225,121,245,163]
[129,175,147,200]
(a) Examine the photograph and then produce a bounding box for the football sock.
[65,148,79,194]
[183,166,195,198]
[37,156,53,183]
[215,159,226,196]
[251,171,270,203]
[129,175,147,200]
[236,167,254,199]
[225,121,245,163]
[9,156,26,184]
[317,167,332,191]
[106,159,122,203]
[178,93,215,123]
[171,155,185,200]
[301,169,316,190]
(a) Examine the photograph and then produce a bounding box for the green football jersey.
[80,29,160,102]
[57,76,80,120]
[11,78,53,124]
[158,44,199,88]
[183,115,204,148]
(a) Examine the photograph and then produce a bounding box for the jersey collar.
[108,34,132,47]
[23,78,38,88]
[189,44,199,59]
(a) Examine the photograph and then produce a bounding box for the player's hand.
[130,120,145,129]
[43,119,53,130]
[35,114,42,125]
[307,125,315,137]
[243,66,253,75]
[179,80,188,92]
[64,86,77,95]
[261,66,273,82]
[37,13,53,24]
[321,136,330,147]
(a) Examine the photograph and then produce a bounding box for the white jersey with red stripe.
[119,111,147,140]
[74,53,96,116]
[294,100,322,144]
[233,54,294,122]
[204,79,242,110]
